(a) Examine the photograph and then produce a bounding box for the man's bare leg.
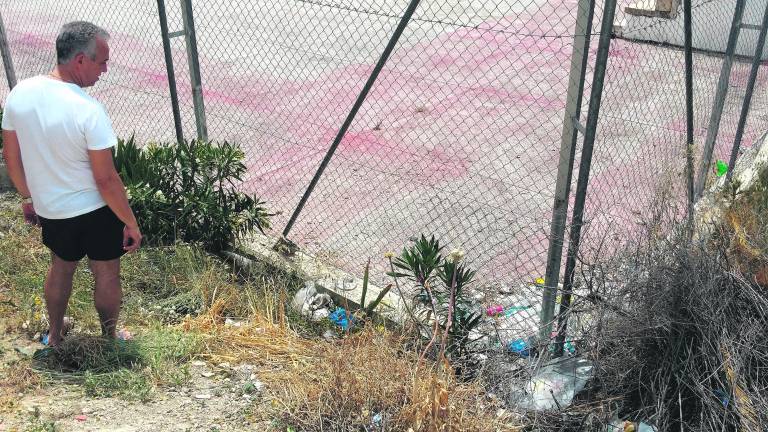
[44,254,79,347]
[89,258,122,339]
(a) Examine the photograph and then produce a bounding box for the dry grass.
[183,296,316,369]
[0,361,42,413]
[183,282,522,432]
[270,329,522,432]
[0,192,522,430]
[573,168,768,431]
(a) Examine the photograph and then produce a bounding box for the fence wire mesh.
[584,0,768,250]
[0,0,766,348]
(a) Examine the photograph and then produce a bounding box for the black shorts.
[39,206,126,262]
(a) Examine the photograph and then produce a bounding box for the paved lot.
[1,0,766,301]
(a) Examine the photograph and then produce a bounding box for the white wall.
[620,0,768,59]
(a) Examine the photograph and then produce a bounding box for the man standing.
[1,21,142,347]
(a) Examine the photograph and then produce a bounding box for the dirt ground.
[0,331,274,432]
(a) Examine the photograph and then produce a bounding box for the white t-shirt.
[2,75,118,219]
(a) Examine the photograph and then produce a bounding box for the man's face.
[76,37,109,87]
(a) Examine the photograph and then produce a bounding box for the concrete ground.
[1,0,766,330]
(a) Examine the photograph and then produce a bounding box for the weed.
[83,368,152,401]
[24,418,56,432]
[389,235,482,364]
[136,327,201,385]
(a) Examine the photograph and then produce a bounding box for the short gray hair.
[56,21,110,65]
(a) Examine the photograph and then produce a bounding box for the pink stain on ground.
[13,32,54,50]
[124,0,767,284]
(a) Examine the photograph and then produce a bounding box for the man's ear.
[74,52,85,64]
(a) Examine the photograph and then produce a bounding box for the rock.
[194,394,212,399]
[201,372,214,378]
[253,380,265,391]
[224,318,243,327]
[191,361,206,367]
[497,285,516,295]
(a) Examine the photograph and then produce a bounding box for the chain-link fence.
[1,0,766,347]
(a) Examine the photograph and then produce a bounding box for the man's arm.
[88,148,142,252]
[2,129,38,225]
[2,129,32,198]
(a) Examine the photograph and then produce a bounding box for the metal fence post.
[553,0,618,357]
[540,0,596,342]
[725,3,768,182]
[694,0,747,199]
[0,11,17,90]
[281,0,423,238]
[180,0,208,142]
[157,0,185,144]
[683,0,694,225]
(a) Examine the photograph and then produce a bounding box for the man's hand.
[123,225,142,252]
[21,202,40,226]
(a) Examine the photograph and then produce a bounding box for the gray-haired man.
[1,21,142,347]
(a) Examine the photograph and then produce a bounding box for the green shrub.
[114,137,271,252]
[389,235,482,362]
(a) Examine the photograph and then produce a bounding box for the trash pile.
[290,281,335,323]
[291,281,357,331]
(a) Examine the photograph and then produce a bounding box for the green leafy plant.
[389,235,482,363]
[358,258,392,317]
[114,137,271,252]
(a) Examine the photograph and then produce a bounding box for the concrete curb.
[225,234,409,325]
